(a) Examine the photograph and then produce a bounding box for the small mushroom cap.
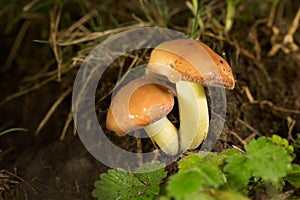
[106,78,174,136]
[147,39,235,89]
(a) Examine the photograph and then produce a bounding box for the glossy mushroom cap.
[147,39,235,89]
[106,78,174,136]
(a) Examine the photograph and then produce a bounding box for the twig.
[241,87,300,114]
[244,133,257,143]
[268,8,300,56]
[286,8,300,40]
[286,116,296,142]
[267,0,279,27]
[259,100,300,114]
[242,86,254,103]
[229,131,247,146]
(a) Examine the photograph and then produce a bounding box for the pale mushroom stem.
[176,81,209,151]
[144,117,179,155]
[146,39,235,152]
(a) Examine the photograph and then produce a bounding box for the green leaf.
[201,152,227,167]
[178,153,203,172]
[178,152,227,173]
[270,134,294,155]
[92,162,167,200]
[219,148,241,156]
[285,164,300,188]
[135,162,167,195]
[197,165,223,188]
[224,154,252,189]
[167,170,203,198]
[245,137,293,185]
[167,163,223,199]
[92,169,143,200]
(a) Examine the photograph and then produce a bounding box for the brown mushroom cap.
[147,39,235,89]
[106,78,174,136]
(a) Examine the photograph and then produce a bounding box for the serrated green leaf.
[219,148,241,156]
[270,134,294,155]
[92,162,167,200]
[178,152,227,173]
[134,162,167,196]
[201,152,227,167]
[178,153,203,172]
[167,170,203,198]
[135,161,166,173]
[271,134,289,147]
[224,154,251,189]
[245,137,293,184]
[197,165,223,188]
[271,135,284,145]
[167,164,223,199]
[92,169,144,200]
[285,164,300,188]
[177,153,224,189]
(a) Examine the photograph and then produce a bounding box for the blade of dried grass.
[49,1,63,81]
[0,76,55,106]
[61,9,98,37]
[23,0,40,12]
[59,109,73,140]
[57,23,151,46]
[35,87,72,135]
[0,58,77,106]
[3,20,31,71]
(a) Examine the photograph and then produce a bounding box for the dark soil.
[1,1,300,199]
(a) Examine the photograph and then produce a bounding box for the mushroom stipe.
[106,39,235,155]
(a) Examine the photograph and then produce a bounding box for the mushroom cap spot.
[148,39,235,89]
[106,81,174,136]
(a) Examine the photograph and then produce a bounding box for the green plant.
[92,162,167,200]
[139,0,169,27]
[92,135,300,199]
[0,127,27,137]
[186,0,206,38]
[225,0,243,33]
[165,135,299,199]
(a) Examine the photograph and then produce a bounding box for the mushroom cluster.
[106,39,235,155]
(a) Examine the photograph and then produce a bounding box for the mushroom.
[147,39,235,151]
[106,77,179,155]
